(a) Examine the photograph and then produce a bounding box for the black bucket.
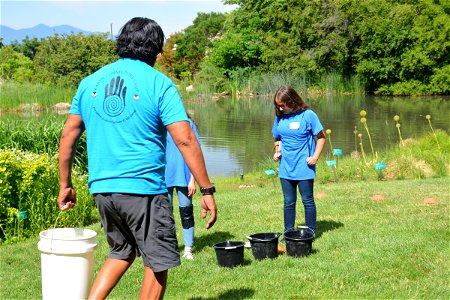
[284,227,315,257]
[213,241,245,268]
[247,232,281,260]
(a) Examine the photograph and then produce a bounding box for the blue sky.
[1,0,238,37]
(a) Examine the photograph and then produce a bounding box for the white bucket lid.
[38,228,97,254]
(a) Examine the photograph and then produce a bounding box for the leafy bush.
[375,80,430,96]
[32,33,117,86]
[382,130,450,179]
[0,46,34,82]
[0,149,96,244]
[0,116,88,173]
[429,64,450,94]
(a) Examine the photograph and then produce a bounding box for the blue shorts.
[94,193,181,272]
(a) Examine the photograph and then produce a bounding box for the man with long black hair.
[58,17,217,299]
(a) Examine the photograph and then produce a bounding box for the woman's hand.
[306,156,318,166]
[273,141,281,161]
[273,151,281,161]
[307,131,326,166]
[187,178,197,197]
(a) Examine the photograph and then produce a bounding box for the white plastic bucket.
[38,228,97,300]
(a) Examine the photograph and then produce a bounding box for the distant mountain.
[0,24,103,44]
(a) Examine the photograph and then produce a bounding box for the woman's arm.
[167,121,216,229]
[306,130,326,166]
[187,174,196,197]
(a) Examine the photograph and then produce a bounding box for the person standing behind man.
[165,116,200,260]
[272,85,325,234]
[58,17,217,300]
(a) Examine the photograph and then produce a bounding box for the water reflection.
[2,95,448,178]
[200,143,241,178]
[187,95,449,178]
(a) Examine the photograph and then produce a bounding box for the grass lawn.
[1,177,448,299]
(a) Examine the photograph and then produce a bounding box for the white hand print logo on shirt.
[103,76,127,117]
[91,70,140,123]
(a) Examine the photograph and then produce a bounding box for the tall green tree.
[33,33,117,86]
[158,32,183,79]
[0,46,33,82]
[170,12,227,78]
[216,0,450,94]
[220,0,353,77]
[10,36,42,60]
[346,0,450,94]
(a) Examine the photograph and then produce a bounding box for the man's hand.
[167,121,217,229]
[57,187,77,211]
[201,195,217,229]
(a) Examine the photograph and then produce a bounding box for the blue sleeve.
[307,110,324,136]
[69,95,80,115]
[272,116,280,139]
[69,80,85,115]
[159,83,188,126]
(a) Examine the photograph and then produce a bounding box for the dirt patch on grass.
[370,194,386,201]
[315,192,327,199]
[422,196,439,205]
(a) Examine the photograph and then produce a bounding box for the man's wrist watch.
[200,184,216,195]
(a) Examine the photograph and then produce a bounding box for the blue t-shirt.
[70,58,188,194]
[272,110,323,180]
[165,119,200,188]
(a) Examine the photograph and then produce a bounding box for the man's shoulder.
[80,60,119,80]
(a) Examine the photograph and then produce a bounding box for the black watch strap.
[200,184,216,195]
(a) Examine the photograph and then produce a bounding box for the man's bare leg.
[88,256,135,300]
[139,268,167,300]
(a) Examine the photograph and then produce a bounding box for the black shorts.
[94,193,181,272]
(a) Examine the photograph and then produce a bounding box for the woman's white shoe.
[183,251,194,260]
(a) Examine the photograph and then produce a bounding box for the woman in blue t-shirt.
[165,116,200,260]
[272,85,326,233]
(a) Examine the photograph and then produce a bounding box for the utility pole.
[110,23,113,40]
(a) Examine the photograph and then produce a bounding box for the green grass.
[1,177,448,299]
[0,82,75,110]
[258,130,449,183]
[180,71,365,98]
[0,116,88,173]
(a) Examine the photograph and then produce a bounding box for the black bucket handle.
[246,232,282,242]
[222,245,239,250]
[283,226,316,239]
[213,241,245,250]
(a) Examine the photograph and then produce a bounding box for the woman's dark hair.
[116,17,165,64]
[273,85,310,116]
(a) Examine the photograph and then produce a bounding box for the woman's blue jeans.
[280,178,316,232]
[167,186,194,247]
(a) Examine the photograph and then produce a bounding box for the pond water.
[185,95,449,177]
[3,95,448,178]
